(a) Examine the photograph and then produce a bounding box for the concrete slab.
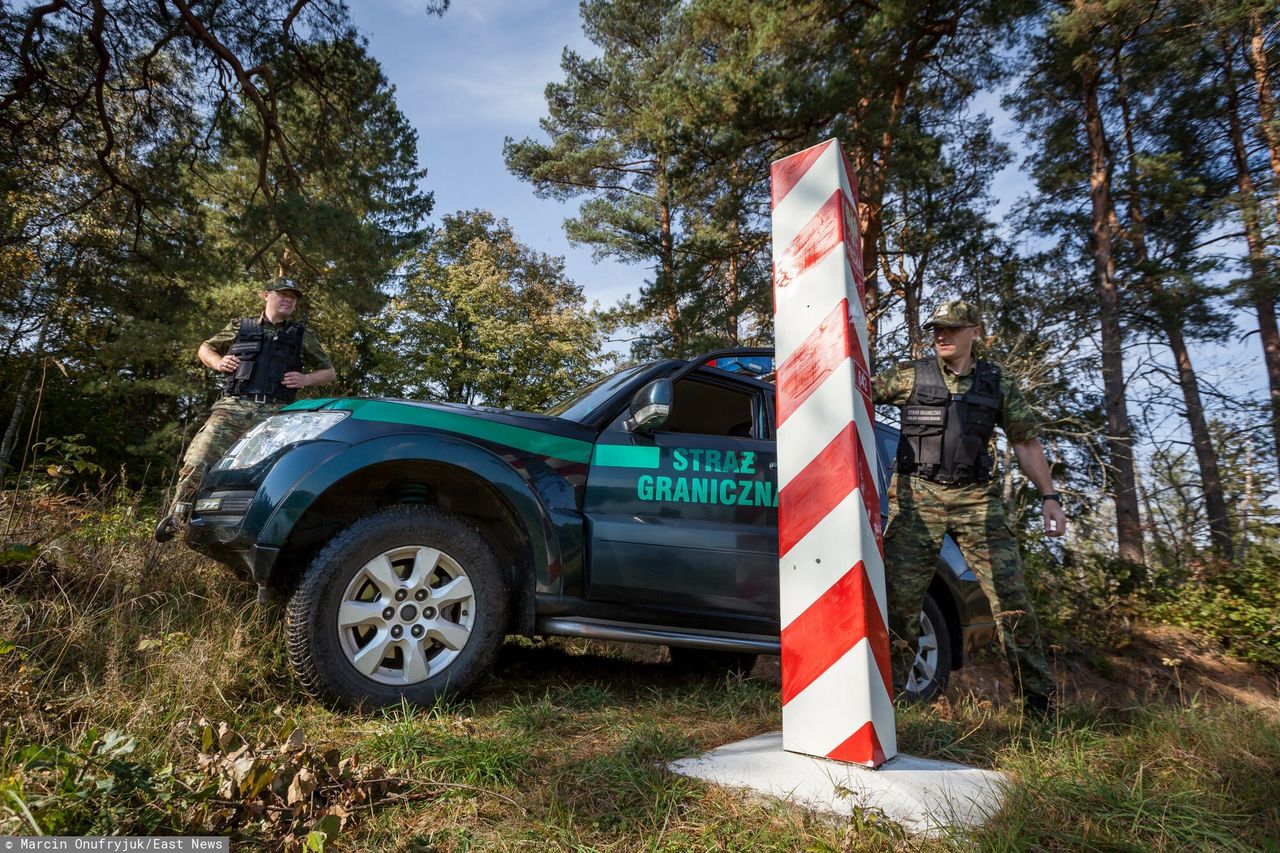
[668,732,1006,836]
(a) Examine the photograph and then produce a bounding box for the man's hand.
[281,371,310,389]
[1043,499,1067,537]
[1013,438,1069,537]
[216,354,241,373]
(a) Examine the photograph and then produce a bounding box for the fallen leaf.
[284,728,306,751]
[287,767,317,806]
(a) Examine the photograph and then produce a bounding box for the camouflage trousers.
[171,397,282,508]
[883,474,1055,697]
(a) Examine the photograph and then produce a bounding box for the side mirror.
[624,379,672,433]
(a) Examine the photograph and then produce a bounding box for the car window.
[661,377,760,438]
[544,365,646,422]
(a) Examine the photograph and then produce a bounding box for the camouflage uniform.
[171,318,331,506]
[873,357,1055,698]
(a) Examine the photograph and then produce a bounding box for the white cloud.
[360,0,590,128]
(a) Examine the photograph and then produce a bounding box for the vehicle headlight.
[214,411,349,470]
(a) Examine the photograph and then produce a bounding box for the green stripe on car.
[591,444,660,469]
[331,399,594,463]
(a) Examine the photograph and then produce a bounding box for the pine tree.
[1108,0,1236,561]
[1010,0,1148,566]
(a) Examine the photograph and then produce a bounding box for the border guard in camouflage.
[155,279,336,542]
[872,300,1067,719]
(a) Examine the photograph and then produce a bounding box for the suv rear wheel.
[286,505,508,709]
[903,591,952,702]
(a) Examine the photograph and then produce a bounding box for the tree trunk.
[726,165,742,346]
[903,276,923,359]
[0,312,51,480]
[1240,438,1253,554]
[1222,39,1280,476]
[1081,56,1146,566]
[859,197,882,361]
[1247,10,1280,238]
[726,251,740,345]
[896,188,925,359]
[656,162,681,354]
[1116,79,1233,562]
[1000,440,1017,520]
[1135,463,1170,578]
[1163,322,1232,560]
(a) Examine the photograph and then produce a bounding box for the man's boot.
[154,502,190,543]
[1024,691,1057,722]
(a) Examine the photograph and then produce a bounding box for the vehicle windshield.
[544,365,648,422]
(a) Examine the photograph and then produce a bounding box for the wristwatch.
[1041,493,1062,504]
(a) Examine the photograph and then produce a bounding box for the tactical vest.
[897,358,1002,485]
[223,317,306,403]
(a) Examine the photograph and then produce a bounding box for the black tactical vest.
[897,358,1003,485]
[223,317,306,403]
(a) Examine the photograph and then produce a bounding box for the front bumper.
[186,495,280,582]
[184,439,347,584]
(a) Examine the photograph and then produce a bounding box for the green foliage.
[0,6,432,485]
[500,690,562,733]
[1150,537,1280,671]
[509,0,1033,358]
[361,700,442,770]
[377,209,605,409]
[61,486,145,549]
[32,435,105,485]
[419,731,535,788]
[505,0,787,358]
[0,544,36,566]
[0,728,186,836]
[1020,543,1142,653]
[5,486,1280,848]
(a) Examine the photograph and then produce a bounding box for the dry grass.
[2,489,1279,850]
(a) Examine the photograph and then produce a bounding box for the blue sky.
[348,0,637,307]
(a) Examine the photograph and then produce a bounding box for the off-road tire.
[286,505,508,709]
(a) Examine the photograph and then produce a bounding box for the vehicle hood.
[282,396,596,463]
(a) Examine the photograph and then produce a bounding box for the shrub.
[1149,537,1280,672]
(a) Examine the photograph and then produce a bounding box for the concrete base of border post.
[669,732,1006,835]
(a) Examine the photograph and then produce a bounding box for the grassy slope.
[1,496,1278,850]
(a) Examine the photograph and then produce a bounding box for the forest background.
[1,0,1280,846]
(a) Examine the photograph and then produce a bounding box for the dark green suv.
[186,350,994,708]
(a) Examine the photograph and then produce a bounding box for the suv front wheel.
[286,505,508,709]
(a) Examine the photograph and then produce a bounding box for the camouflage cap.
[924,300,981,329]
[264,278,305,297]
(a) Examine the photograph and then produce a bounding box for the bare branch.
[87,0,144,215]
[0,0,69,114]
[168,0,304,195]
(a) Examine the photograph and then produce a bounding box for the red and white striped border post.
[771,139,896,768]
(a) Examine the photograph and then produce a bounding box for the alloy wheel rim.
[336,544,475,686]
[906,609,939,694]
